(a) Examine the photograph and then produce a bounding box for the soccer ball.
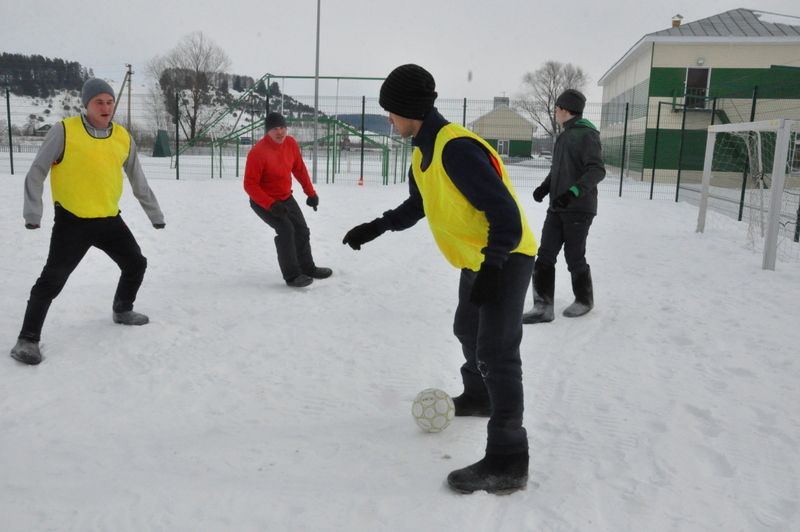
[412,388,455,433]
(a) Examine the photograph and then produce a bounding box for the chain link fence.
[1,87,798,206]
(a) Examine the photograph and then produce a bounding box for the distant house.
[598,8,800,179]
[470,97,537,158]
[34,124,52,137]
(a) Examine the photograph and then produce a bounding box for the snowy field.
[1,168,799,531]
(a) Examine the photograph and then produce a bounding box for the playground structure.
[169,72,412,184]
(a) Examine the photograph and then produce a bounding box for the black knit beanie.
[81,78,115,107]
[555,89,586,114]
[379,64,438,119]
[265,112,287,130]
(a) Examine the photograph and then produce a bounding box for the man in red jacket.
[244,112,331,287]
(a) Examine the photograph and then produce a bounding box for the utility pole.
[126,64,133,132]
[112,64,133,131]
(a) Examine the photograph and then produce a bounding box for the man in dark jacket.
[342,64,537,495]
[523,89,605,324]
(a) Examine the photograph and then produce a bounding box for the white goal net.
[696,119,800,270]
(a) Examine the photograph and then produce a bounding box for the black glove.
[306,195,319,211]
[25,223,40,230]
[553,187,578,208]
[532,184,549,203]
[153,223,166,229]
[342,219,387,250]
[270,200,289,217]
[469,264,502,305]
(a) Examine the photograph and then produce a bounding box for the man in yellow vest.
[343,64,537,494]
[9,78,165,366]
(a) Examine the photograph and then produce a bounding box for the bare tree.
[515,61,589,143]
[150,31,231,140]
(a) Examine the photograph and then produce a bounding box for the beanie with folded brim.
[265,112,287,130]
[379,64,438,120]
[81,78,115,107]
[555,89,586,115]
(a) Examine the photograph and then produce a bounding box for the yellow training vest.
[50,116,131,218]
[411,123,537,271]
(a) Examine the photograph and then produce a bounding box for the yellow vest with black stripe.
[50,116,131,218]
[411,123,537,271]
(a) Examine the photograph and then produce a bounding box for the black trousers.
[536,210,595,272]
[453,253,535,455]
[250,197,315,281]
[19,205,148,342]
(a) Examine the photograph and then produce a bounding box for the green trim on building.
[643,129,707,170]
[509,139,532,157]
[485,138,533,158]
[649,68,686,97]
[649,66,800,100]
[710,68,800,99]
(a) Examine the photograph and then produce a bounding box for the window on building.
[685,68,710,109]
[497,139,509,156]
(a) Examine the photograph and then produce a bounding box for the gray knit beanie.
[81,78,115,107]
[555,89,586,115]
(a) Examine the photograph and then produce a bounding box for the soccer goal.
[696,119,800,270]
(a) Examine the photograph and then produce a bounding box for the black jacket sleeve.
[380,167,425,231]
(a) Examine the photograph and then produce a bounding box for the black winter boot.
[10,338,42,365]
[286,274,313,287]
[305,267,333,279]
[113,310,150,325]
[522,260,555,324]
[452,392,492,417]
[563,266,593,318]
[447,452,529,494]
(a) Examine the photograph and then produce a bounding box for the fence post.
[619,102,629,197]
[175,92,180,180]
[5,87,14,175]
[462,98,467,127]
[737,86,759,221]
[359,96,365,185]
[675,103,688,202]
[649,101,663,200]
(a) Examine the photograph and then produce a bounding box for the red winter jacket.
[243,135,315,209]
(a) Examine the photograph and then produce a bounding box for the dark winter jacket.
[540,116,605,214]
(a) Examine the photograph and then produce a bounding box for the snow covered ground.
[1,165,799,531]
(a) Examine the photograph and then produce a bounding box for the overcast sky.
[2,0,798,102]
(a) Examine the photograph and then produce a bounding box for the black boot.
[305,267,333,279]
[563,266,593,318]
[10,338,42,365]
[286,274,313,287]
[452,392,492,417]
[447,452,529,494]
[522,260,555,324]
[113,310,150,325]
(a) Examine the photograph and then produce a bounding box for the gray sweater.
[23,115,165,226]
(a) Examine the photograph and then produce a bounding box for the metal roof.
[650,8,800,38]
[598,8,800,85]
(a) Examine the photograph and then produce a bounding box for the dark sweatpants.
[454,252,535,455]
[536,210,595,272]
[19,205,148,342]
[249,196,315,281]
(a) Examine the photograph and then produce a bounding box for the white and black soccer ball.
[412,388,455,433]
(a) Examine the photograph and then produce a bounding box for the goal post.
[696,119,799,270]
